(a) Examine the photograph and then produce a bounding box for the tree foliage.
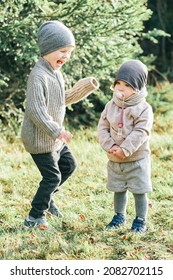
[141,0,173,82]
[0,0,167,137]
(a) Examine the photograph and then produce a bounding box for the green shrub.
[0,0,168,138]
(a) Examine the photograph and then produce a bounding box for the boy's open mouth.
[57,60,63,66]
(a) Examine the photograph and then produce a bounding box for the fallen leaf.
[89,237,95,244]
[167,247,173,253]
[80,214,86,221]
[135,247,142,251]
[121,235,126,240]
[31,232,36,237]
[0,250,6,257]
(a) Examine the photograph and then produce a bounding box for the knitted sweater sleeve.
[65,77,99,105]
[25,83,61,140]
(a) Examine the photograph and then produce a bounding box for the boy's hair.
[114,60,148,91]
[37,20,75,56]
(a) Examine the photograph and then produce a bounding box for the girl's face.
[43,46,74,70]
[114,80,137,100]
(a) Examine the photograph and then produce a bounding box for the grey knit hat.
[114,60,148,90]
[37,20,75,56]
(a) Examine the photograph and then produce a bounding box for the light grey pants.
[107,157,152,193]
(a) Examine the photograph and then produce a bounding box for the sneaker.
[130,217,147,234]
[47,200,63,218]
[106,213,126,229]
[23,215,48,230]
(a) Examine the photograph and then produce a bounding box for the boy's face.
[43,46,74,70]
[114,80,137,100]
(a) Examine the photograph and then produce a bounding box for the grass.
[0,121,173,260]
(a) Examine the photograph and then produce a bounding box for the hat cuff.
[114,79,137,90]
[41,44,75,56]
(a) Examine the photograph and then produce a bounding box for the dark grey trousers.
[29,144,77,218]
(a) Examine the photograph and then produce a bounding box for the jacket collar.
[37,57,58,78]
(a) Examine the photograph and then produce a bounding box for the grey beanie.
[37,20,75,56]
[114,60,148,90]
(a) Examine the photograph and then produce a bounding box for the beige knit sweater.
[21,57,99,154]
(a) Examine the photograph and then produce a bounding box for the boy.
[98,60,153,233]
[21,20,99,229]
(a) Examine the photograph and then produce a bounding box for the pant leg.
[29,150,62,218]
[29,145,77,218]
[133,193,148,220]
[114,191,128,215]
[58,144,77,186]
[51,144,77,197]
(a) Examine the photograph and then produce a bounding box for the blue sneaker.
[47,200,63,218]
[106,213,126,229]
[130,217,147,234]
[24,215,48,230]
